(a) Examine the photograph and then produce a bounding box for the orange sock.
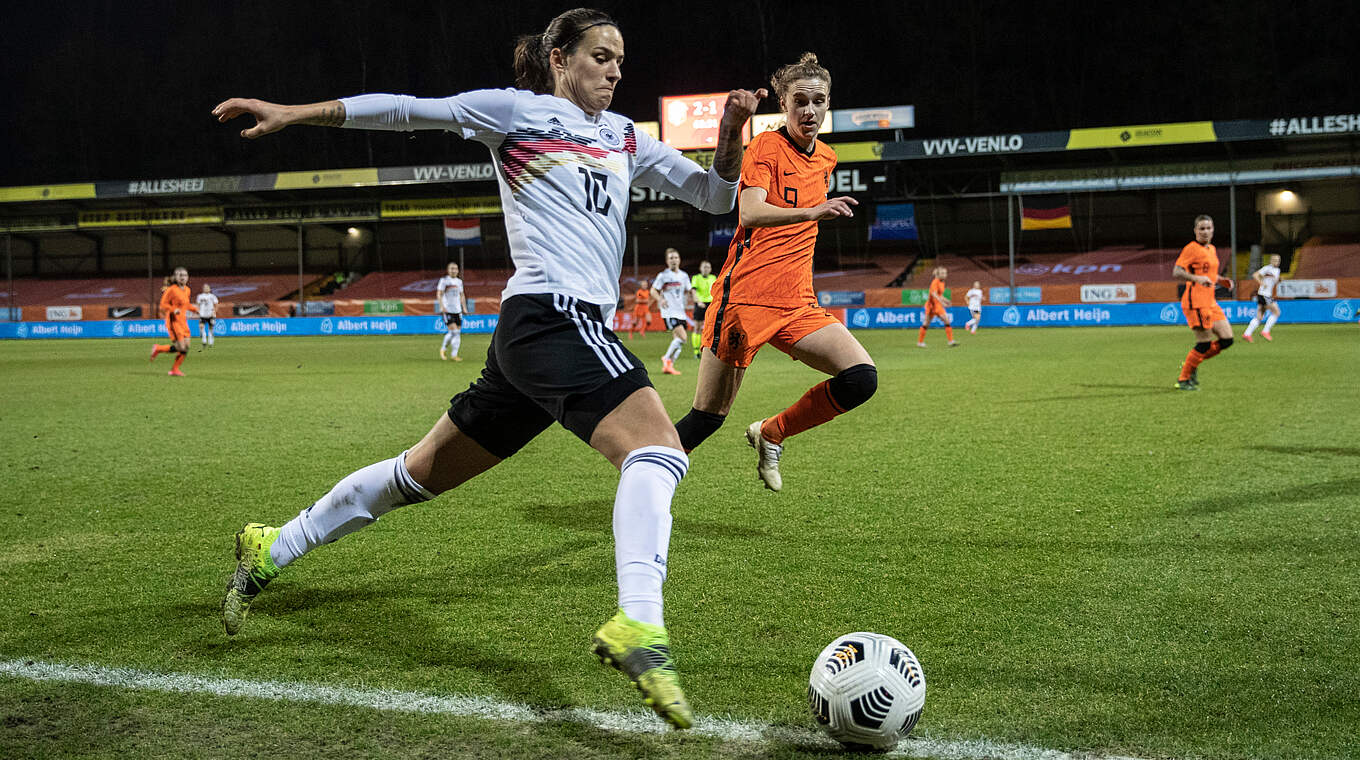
[172,353,185,372]
[1202,341,1222,360]
[945,325,955,341]
[917,326,927,343]
[154,344,171,354]
[761,380,845,445]
[1179,348,1206,381]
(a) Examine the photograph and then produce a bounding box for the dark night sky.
[3,0,1357,186]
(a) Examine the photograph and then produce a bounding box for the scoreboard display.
[659,93,751,150]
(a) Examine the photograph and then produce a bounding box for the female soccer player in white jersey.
[436,261,468,360]
[195,284,219,349]
[650,248,692,375]
[963,281,983,333]
[1244,254,1282,342]
[212,8,764,730]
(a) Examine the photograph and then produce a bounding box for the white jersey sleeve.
[631,129,738,215]
[340,89,517,147]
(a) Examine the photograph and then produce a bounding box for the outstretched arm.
[213,99,346,139]
[738,187,858,228]
[711,89,767,182]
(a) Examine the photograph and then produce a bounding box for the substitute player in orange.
[673,53,873,492]
[150,266,196,376]
[917,266,957,347]
[629,286,652,339]
[1173,214,1234,390]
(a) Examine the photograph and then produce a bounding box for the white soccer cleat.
[746,420,783,492]
[916,342,927,348]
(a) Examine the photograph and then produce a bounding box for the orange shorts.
[923,305,948,322]
[1183,302,1226,329]
[703,302,841,368]
[631,307,650,321]
[166,317,190,341]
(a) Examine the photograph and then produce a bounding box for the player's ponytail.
[771,52,832,101]
[513,8,618,95]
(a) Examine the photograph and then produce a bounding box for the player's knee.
[1194,341,1213,353]
[675,407,726,452]
[829,364,877,411]
[1215,337,1233,351]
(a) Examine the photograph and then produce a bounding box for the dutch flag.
[444,218,481,247]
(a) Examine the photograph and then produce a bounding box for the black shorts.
[198,317,214,328]
[663,317,687,331]
[693,301,710,323]
[442,312,463,328]
[1255,294,1275,308]
[447,293,652,458]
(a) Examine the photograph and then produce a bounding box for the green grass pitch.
[1,325,1357,759]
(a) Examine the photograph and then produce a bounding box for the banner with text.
[1,314,500,340]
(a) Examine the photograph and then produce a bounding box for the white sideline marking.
[0,658,1146,760]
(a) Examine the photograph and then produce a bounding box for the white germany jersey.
[341,89,737,316]
[965,287,983,310]
[651,268,691,320]
[195,292,218,318]
[1255,265,1281,298]
[437,276,464,313]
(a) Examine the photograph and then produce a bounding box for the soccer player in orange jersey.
[629,286,652,339]
[674,53,873,492]
[149,267,197,376]
[1173,215,1234,389]
[917,267,958,347]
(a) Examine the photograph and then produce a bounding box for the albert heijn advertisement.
[0,314,499,340]
[844,299,1359,329]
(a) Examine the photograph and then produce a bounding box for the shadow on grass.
[1176,476,1360,516]
[1250,444,1360,458]
[520,498,767,540]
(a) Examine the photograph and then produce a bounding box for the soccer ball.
[808,632,926,750]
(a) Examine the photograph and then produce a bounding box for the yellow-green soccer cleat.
[592,609,694,729]
[222,523,281,635]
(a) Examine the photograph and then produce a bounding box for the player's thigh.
[590,386,683,469]
[405,413,503,494]
[1269,302,1281,316]
[784,322,874,376]
[1211,319,1233,339]
[691,349,746,415]
[1190,326,1214,342]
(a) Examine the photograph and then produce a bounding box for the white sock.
[1245,317,1259,336]
[441,332,453,350]
[449,331,461,356]
[664,338,683,361]
[1264,313,1278,332]
[614,446,688,627]
[271,451,435,568]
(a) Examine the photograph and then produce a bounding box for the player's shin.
[271,451,435,567]
[613,446,687,627]
[674,407,726,452]
[762,364,875,444]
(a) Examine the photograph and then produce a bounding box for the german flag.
[1021,196,1072,230]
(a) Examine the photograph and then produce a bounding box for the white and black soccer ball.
[808,632,925,750]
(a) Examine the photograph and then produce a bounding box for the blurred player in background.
[651,248,692,375]
[1243,253,1282,343]
[1172,215,1234,390]
[195,284,218,350]
[629,285,651,339]
[917,267,957,347]
[673,53,875,493]
[963,280,983,334]
[437,261,468,361]
[150,267,196,376]
[689,260,716,358]
[213,6,763,729]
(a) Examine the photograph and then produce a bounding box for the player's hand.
[1217,276,1234,291]
[213,98,291,139]
[808,196,859,221]
[720,88,768,129]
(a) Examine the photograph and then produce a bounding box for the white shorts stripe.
[553,295,629,377]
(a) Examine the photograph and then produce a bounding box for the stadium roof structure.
[1,112,1358,234]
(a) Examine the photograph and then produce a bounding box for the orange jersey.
[926,278,947,311]
[1175,241,1219,309]
[160,284,193,323]
[712,128,838,309]
[633,288,650,308]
